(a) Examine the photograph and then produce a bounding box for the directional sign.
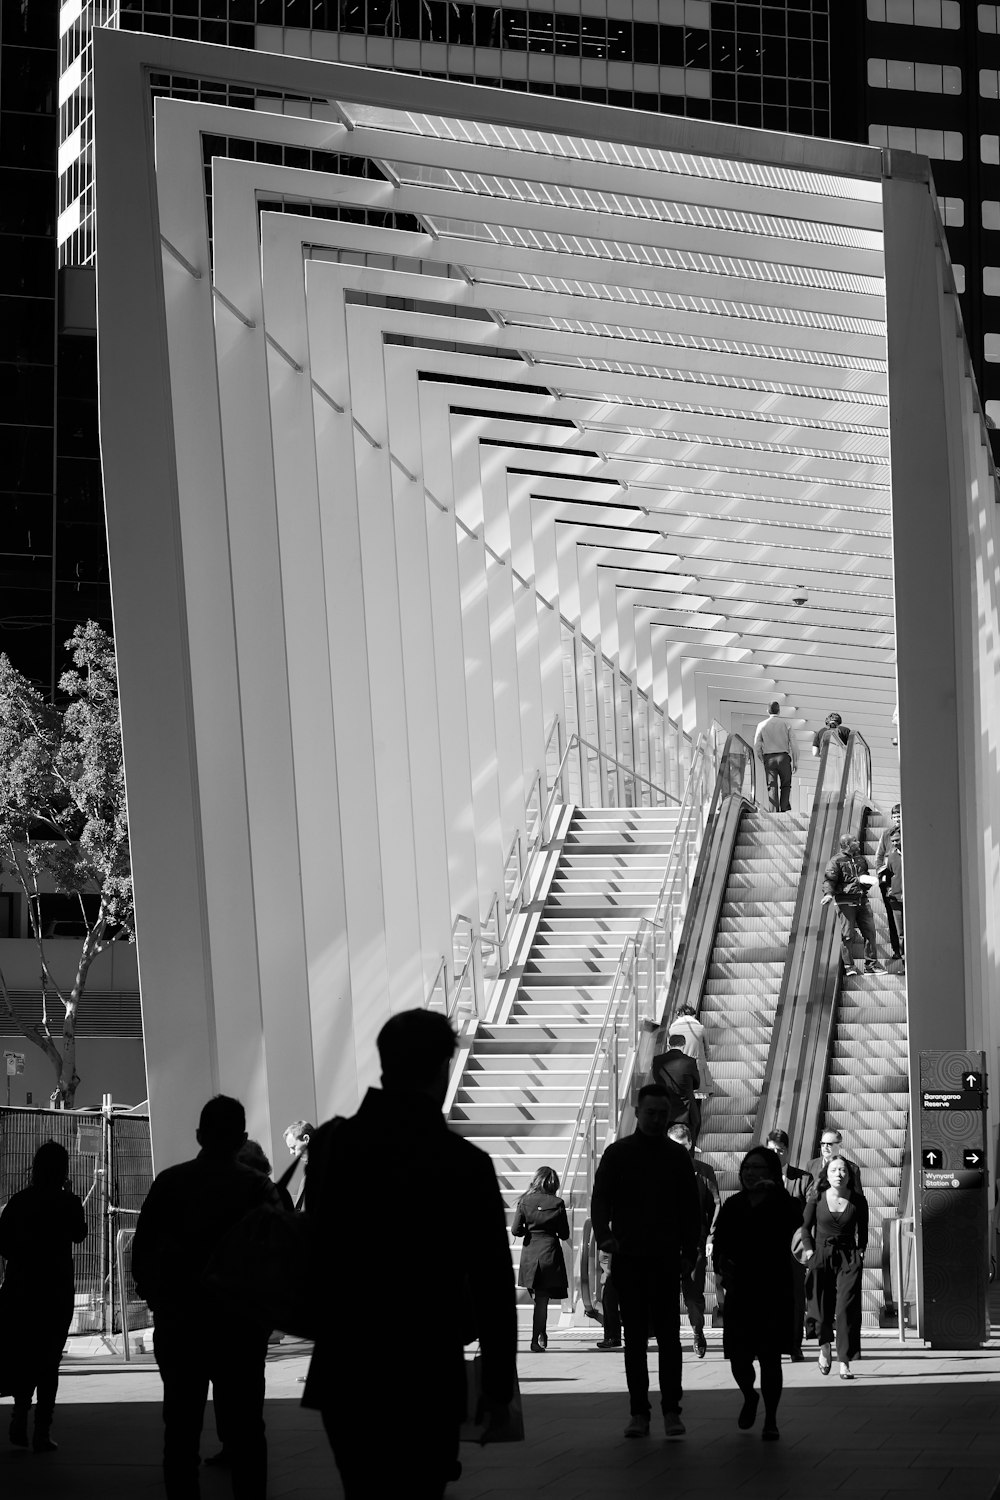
[963,1071,983,1092]
[922,1147,944,1169]
[964,1149,984,1169]
[921,1089,985,1112]
[923,1169,984,1191]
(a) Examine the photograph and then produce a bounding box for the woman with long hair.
[800,1154,868,1380]
[0,1139,87,1451]
[712,1145,803,1441]
[511,1166,569,1353]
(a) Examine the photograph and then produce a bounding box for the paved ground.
[3,1325,1000,1499]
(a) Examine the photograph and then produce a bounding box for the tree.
[0,623,133,1106]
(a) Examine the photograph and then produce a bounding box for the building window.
[984,201,1000,229]
[952,265,965,293]
[868,0,960,23]
[984,268,1000,295]
[938,197,964,227]
[868,59,961,93]
[982,71,1000,99]
[983,136,1000,165]
[986,401,1000,426]
[985,333,1000,362]
[980,5,1000,33]
[868,123,963,159]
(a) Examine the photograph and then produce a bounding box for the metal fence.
[0,1101,153,1336]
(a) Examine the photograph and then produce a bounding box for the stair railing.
[556,730,725,1306]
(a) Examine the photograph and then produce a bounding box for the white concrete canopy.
[91,30,1000,1171]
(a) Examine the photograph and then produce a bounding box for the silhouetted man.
[303,1009,517,1499]
[652,1033,702,1143]
[132,1095,276,1500]
[591,1084,700,1440]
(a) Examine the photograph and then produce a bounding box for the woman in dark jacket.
[800,1154,868,1380]
[712,1145,803,1441]
[511,1166,569,1353]
[0,1139,88,1451]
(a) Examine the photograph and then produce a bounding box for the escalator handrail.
[753,728,873,1158]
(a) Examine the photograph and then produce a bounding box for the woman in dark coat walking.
[712,1145,803,1441]
[800,1154,867,1380]
[511,1166,569,1352]
[0,1139,88,1451]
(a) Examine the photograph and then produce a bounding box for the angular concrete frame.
[92,34,1000,1332]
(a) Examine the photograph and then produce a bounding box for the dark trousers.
[790,1257,806,1354]
[836,900,877,968]
[762,752,792,813]
[680,1249,707,1336]
[11,1330,65,1424]
[611,1253,682,1415]
[881,891,903,957]
[602,1270,621,1341]
[531,1291,549,1343]
[323,1407,454,1500]
[809,1256,864,1363]
[153,1320,268,1500]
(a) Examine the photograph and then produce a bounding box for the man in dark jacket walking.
[652,1034,702,1144]
[822,833,884,978]
[132,1095,277,1500]
[591,1084,701,1440]
[303,1008,517,1499]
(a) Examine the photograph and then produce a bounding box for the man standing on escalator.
[753,701,797,814]
[822,834,884,979]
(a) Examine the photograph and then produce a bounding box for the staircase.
[820,809,908,1326]
[697,810,811,1196]
[448,806,681,1284]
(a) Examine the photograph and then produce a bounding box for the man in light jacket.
[753,701,797,813]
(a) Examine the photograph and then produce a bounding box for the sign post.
[3,1050,24,1107]
[918,1050,990,1348]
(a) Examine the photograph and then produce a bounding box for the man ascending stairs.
[822,834,885,979]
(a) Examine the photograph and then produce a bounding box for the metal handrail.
[574,731,681,807]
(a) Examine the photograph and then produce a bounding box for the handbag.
[201,1157,318,1339]
[459,1353,525,1444]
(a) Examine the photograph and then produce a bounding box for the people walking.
[0,1141,87,1452]
[822,833,884,978]
[875,808,904,965]
[669,1004,716,1098]
[591,1084,701,1440]
[711,1146,803,1441]
[804,1129,865,1193]
[132,1095,278,1500]
[667,1123,720,1358]
[512,1166,569,1352]
[651,1033,702,1144]
[800,1155,868,1380]
[765,1129,812,1361]
[302,1008,516,1499]
[753,701,797,813]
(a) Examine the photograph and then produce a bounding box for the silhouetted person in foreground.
[132,1095,277,1499]
[0,1140,87,1452]
[303,1008,517,1499]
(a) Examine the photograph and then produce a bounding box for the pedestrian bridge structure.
[92,29,1000,1338]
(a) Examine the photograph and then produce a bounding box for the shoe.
[584,1307,604,1323]
[762,1423,780,1442]
[32,1420,57,1454]
[595,1339,622,1350]
[662,1410,685,1439]
[818,1344,832,1376]
[843,966,859,979]
[804,1320,817,1340]
[839,1362,854,1380]
[737,1391,759,1430]
[789,1349,805,1363]
[624,1413,650,1439]
[529,1338,546,1353]
[865,960,885,973]
[538,1331,548,1350]
[694,1332,707,1358]
[8,1407,29,1448]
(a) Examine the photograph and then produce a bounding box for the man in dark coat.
[765,1129,813,1361]
[132,1095,277,1500]
[652,1034,702,1143]
[591,1084,701,1440]
[303,1008,516,1500]
[822,833,884,978]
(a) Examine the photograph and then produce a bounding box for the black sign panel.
[922,1147,943,1169]
[963,1071,983,1092]
[923,1169,985,1191]
[964,1149,984,1169]
[921,1089,985,1112]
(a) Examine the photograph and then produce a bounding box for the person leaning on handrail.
[0,1139,87,1453]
